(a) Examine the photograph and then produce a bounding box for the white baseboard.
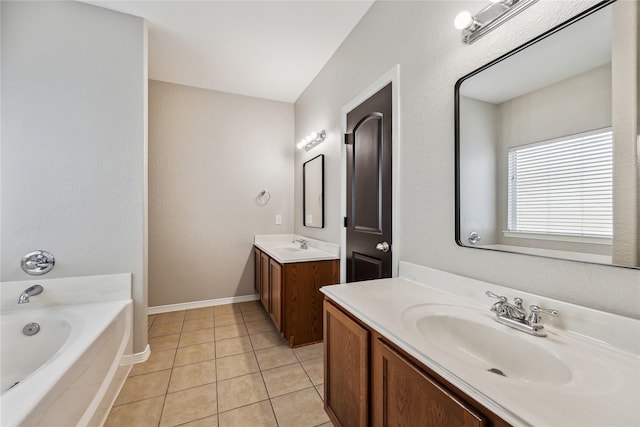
[121,344,151,365]
[147,294,260,315]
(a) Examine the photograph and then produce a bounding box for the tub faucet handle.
[21,250,55,275]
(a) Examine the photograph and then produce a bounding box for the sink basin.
[278,247,301,252]
[404,305,573,386]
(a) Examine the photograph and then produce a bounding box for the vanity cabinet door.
[323,300,369,427]
[372,338,487,427]
[260,252,270,311]
[254,247,262,295]
[269,258,283,331]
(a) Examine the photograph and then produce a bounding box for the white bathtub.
[0,275,133,427]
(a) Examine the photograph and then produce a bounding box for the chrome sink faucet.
[292,238,308,249]
[486,291,558,337]
[18,285,44,304]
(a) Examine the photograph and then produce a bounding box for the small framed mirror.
[303,154,324,228]
[455,0,637,269]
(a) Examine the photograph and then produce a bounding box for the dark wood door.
[372,338,487,427]
[324,300,369,427]
[346,83,392,282]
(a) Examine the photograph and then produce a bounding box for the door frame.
[340,65,401,283]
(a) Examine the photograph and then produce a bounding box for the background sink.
[277,247,301,252]
[411,308,573,386]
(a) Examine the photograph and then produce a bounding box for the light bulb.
[454,11,474,30]
[309,131,318,140]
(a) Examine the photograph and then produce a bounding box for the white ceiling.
[83,1,374,103]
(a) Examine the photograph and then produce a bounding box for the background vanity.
[254,235,339,347]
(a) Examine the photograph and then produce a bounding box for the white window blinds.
[507,128,613,239]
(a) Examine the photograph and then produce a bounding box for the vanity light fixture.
[455,0,537,44]
[297,130,326,151]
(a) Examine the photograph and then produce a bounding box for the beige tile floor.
[105,301,333,427]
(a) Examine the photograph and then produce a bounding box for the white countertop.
[254,234,339,264]
[321,262,640,427]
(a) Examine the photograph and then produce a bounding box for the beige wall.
[1,1,148,353]
[148,80,294,307]
[294,1,639,318]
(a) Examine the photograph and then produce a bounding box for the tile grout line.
[250,313,282,427]
[150,327,173,427]
[210,311,219,426]
[211,311,219,426]
[214,312,221,426]
[158,317,182,427]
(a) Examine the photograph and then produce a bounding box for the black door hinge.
[344,216,348,227]
[344,133,354,145]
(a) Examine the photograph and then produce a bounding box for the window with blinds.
[507,128,613,240]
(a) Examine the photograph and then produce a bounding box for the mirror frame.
[453,0,637,269]
[303,154,325,228]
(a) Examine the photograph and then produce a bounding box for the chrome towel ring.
[256,190,271,205]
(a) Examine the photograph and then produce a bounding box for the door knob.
[375,242,390,252]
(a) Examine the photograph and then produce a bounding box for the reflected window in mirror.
[455,0,638,269]
[506,128,612,242]
[303,154,324,228]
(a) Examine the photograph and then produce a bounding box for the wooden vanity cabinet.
[253,246,261,295]
[254,246,339,347]
[372,338,487,427]
[324,301,369,427]
[256,249,279,327]
[323,298,511,427]
[269,257,282,331]
[260,251,270,310]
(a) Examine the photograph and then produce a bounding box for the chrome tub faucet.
[486,291,558,337]
[18,285,44,304]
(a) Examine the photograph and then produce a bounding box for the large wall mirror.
[303,154,324,228]
[455,0,638,269]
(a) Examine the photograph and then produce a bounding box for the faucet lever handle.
[528,304,559,325]
[529,305,559,316]
[485,291,507,302]
[486,291,508,313]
